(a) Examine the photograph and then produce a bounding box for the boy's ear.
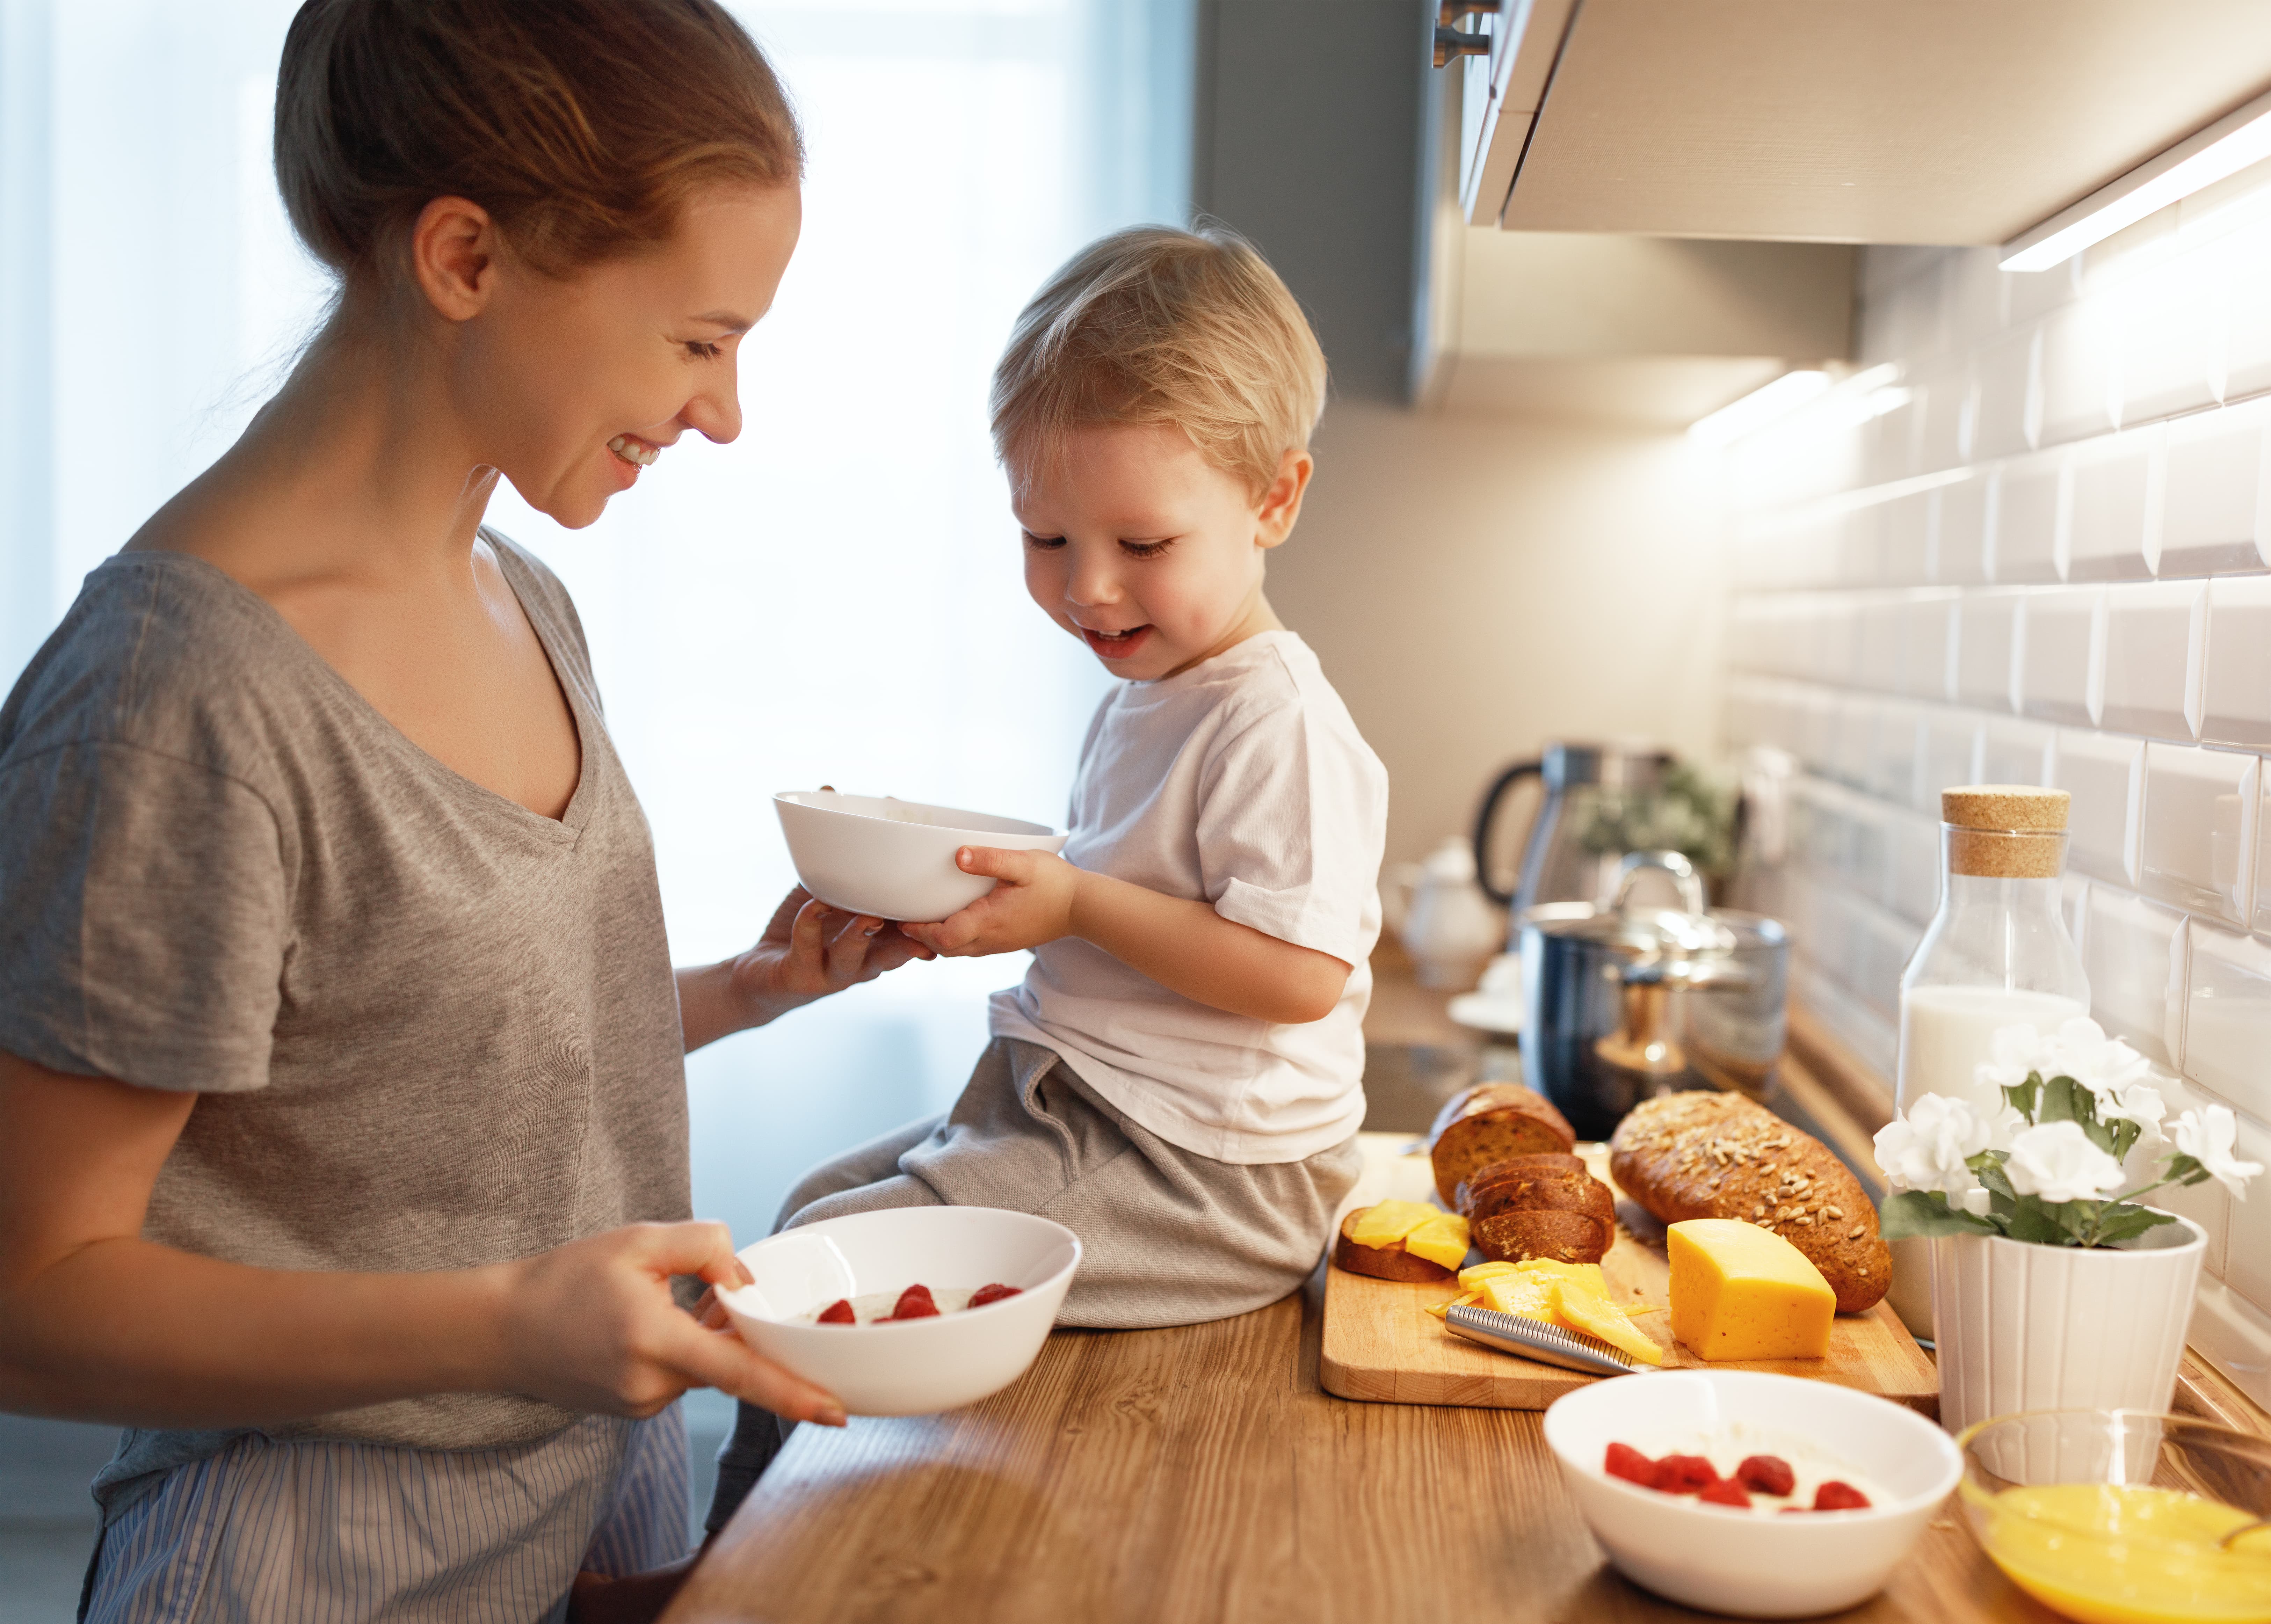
[1254,448,1314,550]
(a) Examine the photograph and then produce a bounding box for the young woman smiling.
[0,3,922,1617]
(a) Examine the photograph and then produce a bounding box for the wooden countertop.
[666,1266,2043,1624]
[665,947,2266,1623]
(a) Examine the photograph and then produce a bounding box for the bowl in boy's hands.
[773,790,1068,924]
[715,1207,1081,1415]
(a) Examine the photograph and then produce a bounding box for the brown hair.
[274,0,802,285]
[991,225,1327,498]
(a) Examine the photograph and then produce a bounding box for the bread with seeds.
[1608,1091,1891,1313]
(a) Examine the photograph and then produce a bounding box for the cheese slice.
[1668,1218,1835,1361]
[1347,1199,1440,1249]
[1402,1212,1471,1270]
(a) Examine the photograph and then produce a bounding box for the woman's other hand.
[496,1219,844,1426]
[897,846,1079,958]
[677,887,932,1051]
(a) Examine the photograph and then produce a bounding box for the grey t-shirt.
[0,536,690,1500]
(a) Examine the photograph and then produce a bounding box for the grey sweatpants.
[706,1036,1361,1531]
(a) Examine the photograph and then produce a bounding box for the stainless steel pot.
[1517,850,1789,1141]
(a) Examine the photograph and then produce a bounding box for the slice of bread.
[1332,1208,1456,1282]
[1472,1208,1612,1266]
[1427,1084,1577,1207]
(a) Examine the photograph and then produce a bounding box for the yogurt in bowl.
[1542,1369,1962,1618]
[716,1206,1081,1416]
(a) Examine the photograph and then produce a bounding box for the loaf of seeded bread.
[1607,1091,1891,1313]
[1427,1084,1576,1208]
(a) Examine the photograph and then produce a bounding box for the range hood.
[1457,0,2271,243]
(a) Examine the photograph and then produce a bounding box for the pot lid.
[1523,902,1739,959]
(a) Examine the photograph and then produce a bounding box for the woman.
[0,3,912,1617]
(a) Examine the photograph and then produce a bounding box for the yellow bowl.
[1957,1410,2271,1624]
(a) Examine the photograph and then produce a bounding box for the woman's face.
[447,182,803,529]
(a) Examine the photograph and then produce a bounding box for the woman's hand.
[495,1220,844,1426]
[678,887,933,1051]
[896,847,1080,957]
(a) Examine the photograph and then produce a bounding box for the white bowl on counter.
[774,790,1067,923]
[716,1206,1081,1417]
[1541,1369,1963,1619]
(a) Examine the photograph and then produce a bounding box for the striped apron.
[80,1405,688,1623]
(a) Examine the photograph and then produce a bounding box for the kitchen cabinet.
[1451,0,2271,242]
[1412,48,1856,415]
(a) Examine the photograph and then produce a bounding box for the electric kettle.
[1471,741,1673,919]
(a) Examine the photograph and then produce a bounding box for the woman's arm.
[676,887,933,1053]
[0,1051,844,1429]
[895,848,1349,1025]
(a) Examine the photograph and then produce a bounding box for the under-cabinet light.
[2000,85,2271,273]
[1688,370,1830,447]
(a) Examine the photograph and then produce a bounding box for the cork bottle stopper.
[1942,785,2068,878]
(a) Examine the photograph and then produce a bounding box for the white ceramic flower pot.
[1930,1210,2206,1436]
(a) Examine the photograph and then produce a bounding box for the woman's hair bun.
[274,0,801,283]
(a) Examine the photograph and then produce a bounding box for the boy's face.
[1011,422,1312,681]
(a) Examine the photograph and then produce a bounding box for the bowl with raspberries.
[716,1206,1082,1416]
[1541,1370,1963,1618]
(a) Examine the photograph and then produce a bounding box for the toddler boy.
[711,225,1386,1527]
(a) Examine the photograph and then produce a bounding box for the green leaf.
[1878,1190,2001,1240]
[1972,1154,2016,1204]
[2111,1120,2141,1163]
[2005,1200,2076,1246]
[2089,1206,2179,1247]
[2167,1154,2205,1185]
[2004,1077,2042,1122]
[2037,1075,2084,1124]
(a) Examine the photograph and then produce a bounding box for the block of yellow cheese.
[1668,1218,1835,1361]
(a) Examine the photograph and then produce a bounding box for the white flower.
[2004,1121,2127,1203]
[1975,1023,2053,1095]
[1875,1093,2002,1199]
[2174,1106,2266,1201]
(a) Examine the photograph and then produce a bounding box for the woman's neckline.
[110,541,596,839]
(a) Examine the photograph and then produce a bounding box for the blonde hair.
[990,225,1327,497]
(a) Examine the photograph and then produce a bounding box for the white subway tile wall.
[1721,202,2271,1406]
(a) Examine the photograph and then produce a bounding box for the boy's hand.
[899,847,1081,957]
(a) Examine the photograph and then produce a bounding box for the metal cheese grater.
[1444,1303,1656,1377]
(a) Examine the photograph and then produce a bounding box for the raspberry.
[1813,1481,1871,1511]
[1735,1455,1795,1496]
[968,1284,1022,1308]
[817,1299,855,1324]
[1698,1479,1752,1509]
[1651,1454,1721,1494]
[887,1284,940,1320]
[1604,1442,1657,1486]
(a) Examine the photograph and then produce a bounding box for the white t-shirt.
[989,630,1388,1164]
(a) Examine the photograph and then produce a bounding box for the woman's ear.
[407,195,500,323]
[1254,447,1314,550]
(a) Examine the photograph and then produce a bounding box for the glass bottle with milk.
[1887,785,2089,1334]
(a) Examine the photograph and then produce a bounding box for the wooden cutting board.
[1318,1138,1938,1415]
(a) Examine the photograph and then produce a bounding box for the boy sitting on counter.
[711,223,1388,1524]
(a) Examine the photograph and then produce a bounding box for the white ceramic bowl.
[1542,1370,1964,1618]
[773,791,1068,923]
[716,1206,1081,1417]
